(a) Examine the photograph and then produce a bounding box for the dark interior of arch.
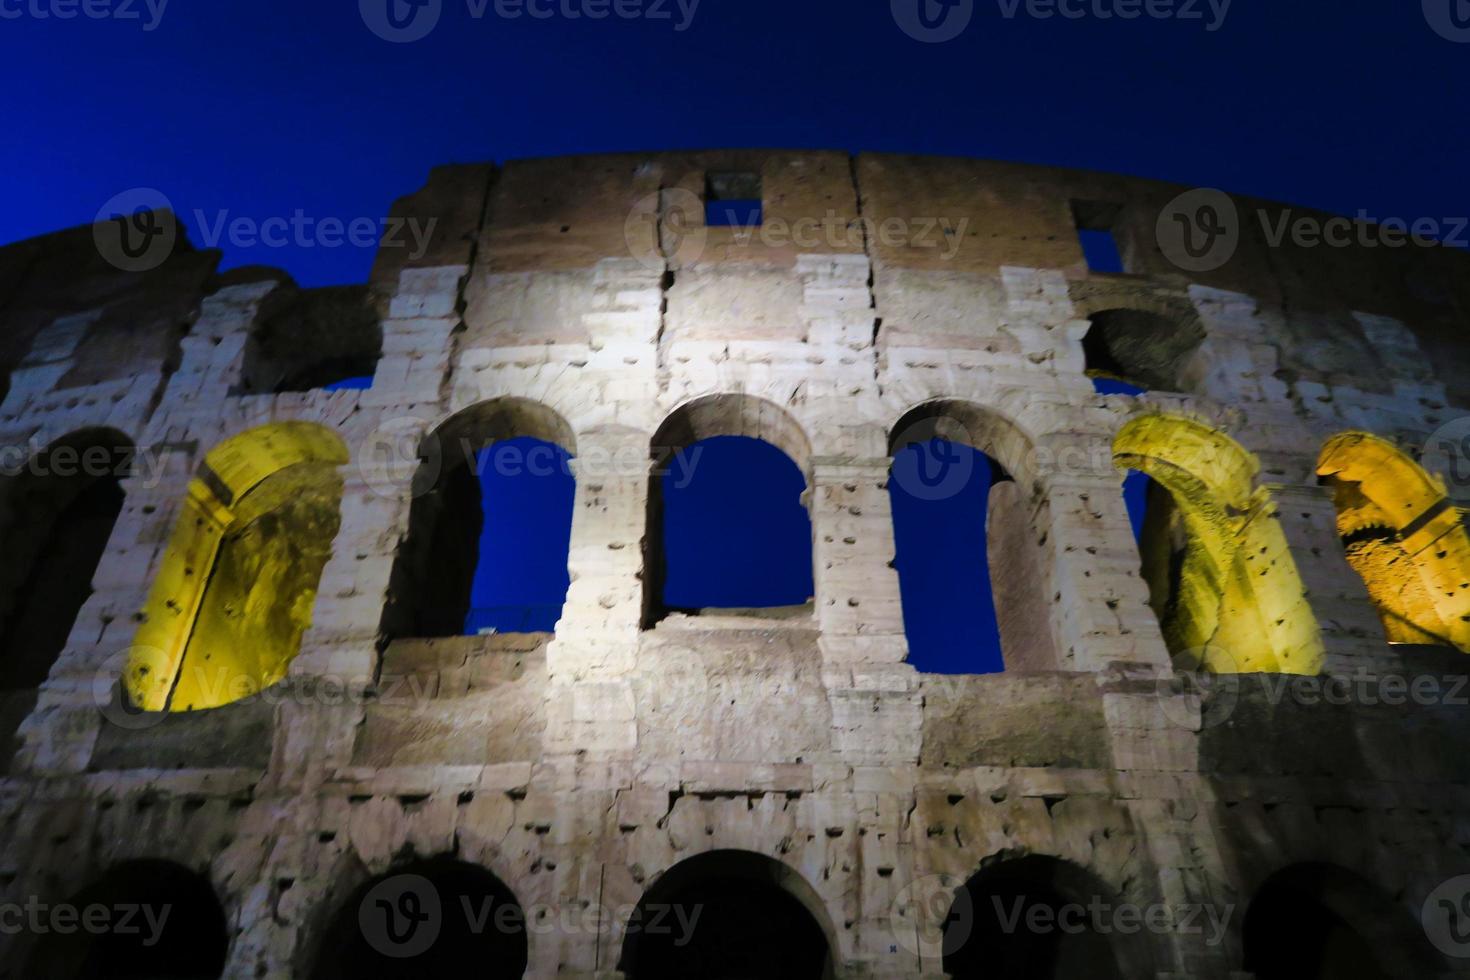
[942,857,1127,980]
[1242,864,1439,980]
[380,402,575,640]
[649,435,813,623]
[888,438,1005,674]
[25,859,229,979]
[1082,308,1203,392]
[0,433,129,769]
[619,851,832,980]
[312,855,528,980]
[240,284,382,393]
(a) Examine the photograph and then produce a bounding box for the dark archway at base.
[942,856,1134,980]
[1242,864,1444,980]
[24,859,228,979]
[619,850,835,980]
[312,855,528,980]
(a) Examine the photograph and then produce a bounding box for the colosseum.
[0,151,1467,978]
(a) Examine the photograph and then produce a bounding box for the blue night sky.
[4,1,1461,672]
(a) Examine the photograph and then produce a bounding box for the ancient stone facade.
[0,151,1468,978]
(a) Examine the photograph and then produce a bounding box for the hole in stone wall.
[1242,863,1445,980]
[619,850,834,980]
[705,171,763,228]
[24,859,229,978]
[941,856,1134,979]
[1091,377,1152,541]
[240,285,382,394]
[382,400,576,640]
[1083,308,1204,392]
[888,438,1005,674]
[1072,200,1127,274]
[656,435,813,616]
[311,856,528,979]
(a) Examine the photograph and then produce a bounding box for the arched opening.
[240,285,382,393]
[381,398,576,639]
[619,850,835,980]
[889,401,1059,674]
[1113,414,1324,675]
[312,855,527,978]
[24,859,229,978]
[941,855,1140,979]
[124,422,347,712]
[643,395,813,627]
[1317,432,1470,652]
[0,429,131,749]
[1082,307,1204,392]
[1243,864,1444,980]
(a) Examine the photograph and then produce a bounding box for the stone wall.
[0,151,1467,978]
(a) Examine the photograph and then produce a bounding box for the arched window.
[644,395,813,627]
[1082,307,1204,392]
[619,850,836,979]
[125,422,347,712]
[1243,863,1446,979]
[25,859,229,978]
[1318,432,1470,651]
[311,856,527,977]
[888,401,1059,674]
[1113,414,1323,674]
[0,429,130,690]
[240,285,382,393]
[382,398,575,639]
[941,855,1148,979]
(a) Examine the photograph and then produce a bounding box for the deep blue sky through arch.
[2,3,1465,285]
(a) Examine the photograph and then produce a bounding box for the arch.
[643,395,814,627]
[310,854,527,978]
[1114,414,1324,674]
[618,850,837,979]
[125,422,348,712]
[940,854,1151,979]
[0,427,133,688]
[382,397,577,639]
[24,858,229,978]
[888,400,1060,673]
[1317,432,1470,651]
[1242,863,1446,979]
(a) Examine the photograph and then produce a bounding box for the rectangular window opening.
[1072,200,1126,274]
[705,171,763,228]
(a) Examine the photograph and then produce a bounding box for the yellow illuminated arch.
[1114,415,1323,675]
[1318,432,1470,651]
[125,422,348,712]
